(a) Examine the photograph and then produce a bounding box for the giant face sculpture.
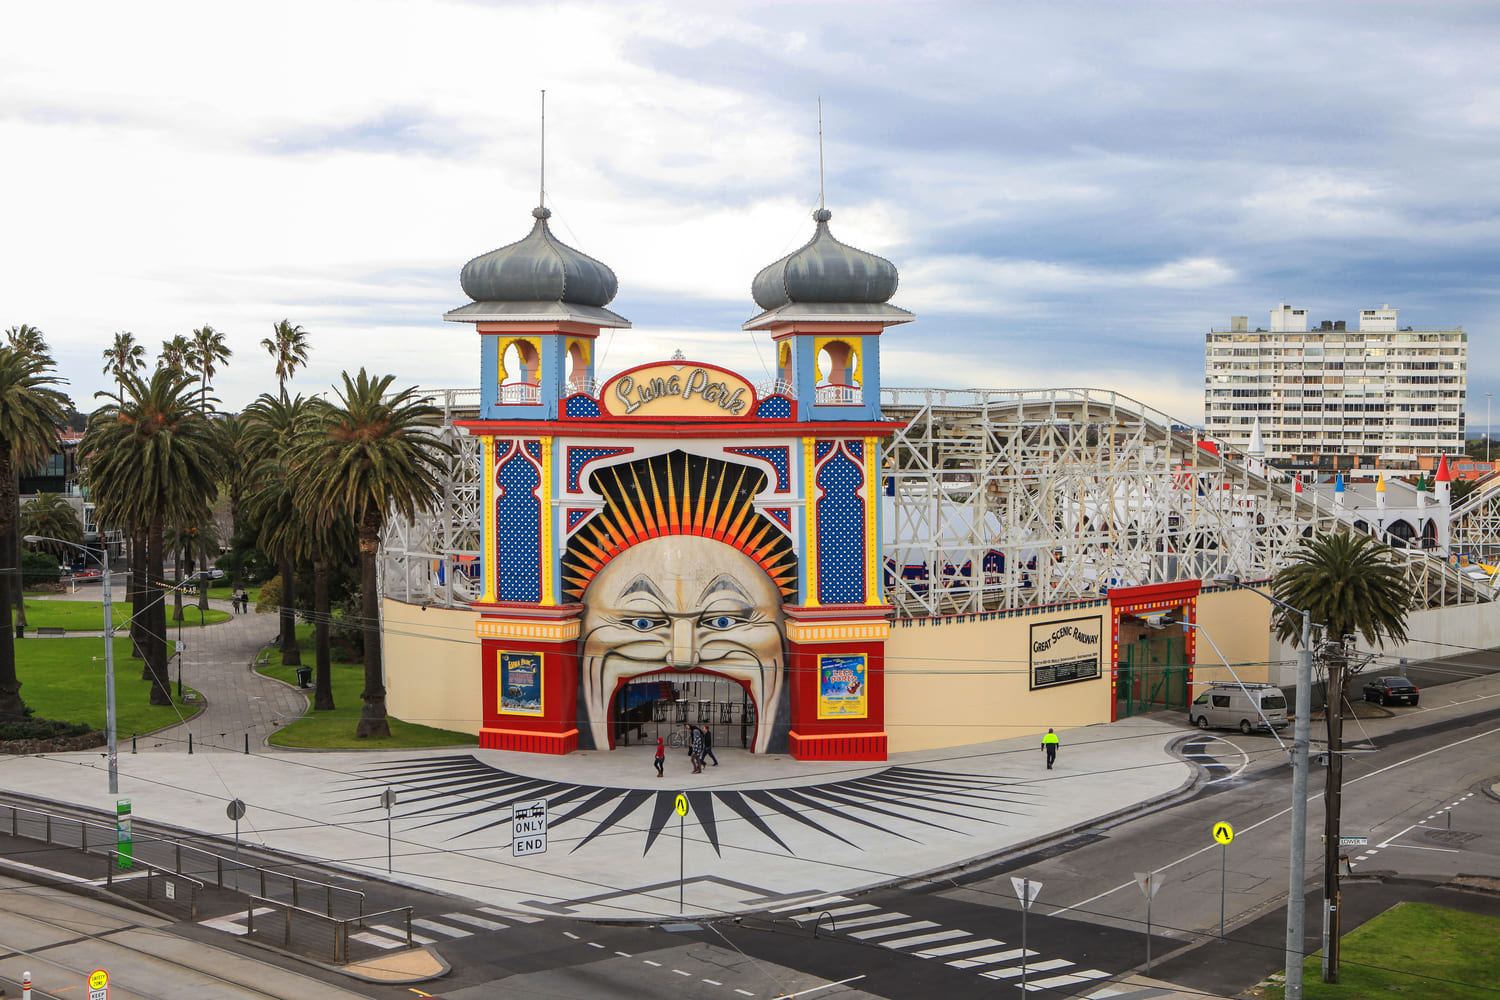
[581,535,785,753]
[562,450,799,753]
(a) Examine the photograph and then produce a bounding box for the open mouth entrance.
[611,671,758,751]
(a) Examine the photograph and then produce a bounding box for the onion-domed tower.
[446,205,630,420]
[744,206,912,422]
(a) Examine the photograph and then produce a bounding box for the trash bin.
[13,624,22,639]
[296,666,312,689]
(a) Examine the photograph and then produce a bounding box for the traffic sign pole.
[675,793,689,914]
[1211,821,1235,941]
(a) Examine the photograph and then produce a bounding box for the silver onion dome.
[459,206,618,307]
[750,207,899,311]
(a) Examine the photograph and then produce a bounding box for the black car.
[1363,676,1419,706]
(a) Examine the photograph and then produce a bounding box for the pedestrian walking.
[701,726,718,766]
[654,736,665,777]
[688,724,705,774]
[1042,728,1059,770]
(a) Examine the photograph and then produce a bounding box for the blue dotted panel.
[816,444,865,605]
[756,396,792,419]
[567,446,633,492]
[767,507,792,531]
[564,395,601,418]
[495,443,541,602]
[725,446,791,493]
[815,440,835,462]
[566,508,594,532]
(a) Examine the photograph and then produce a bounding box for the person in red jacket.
[654,736,665,777]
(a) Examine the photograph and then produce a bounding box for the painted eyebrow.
[697,574,752,604]
[619,576,666,602]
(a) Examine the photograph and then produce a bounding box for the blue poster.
[499,651,543,715]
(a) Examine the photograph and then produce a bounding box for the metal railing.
[105,850,203,920]
[815,383,860,405]
[0,800,363,920]
[246,896,414,965]
[755,379,796,400]
[499,382,542,405]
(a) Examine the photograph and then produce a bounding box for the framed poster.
[817,653,868,719]
[1029,617,1103,690]
[499,651,544,715]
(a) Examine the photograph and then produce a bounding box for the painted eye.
[700,614,743,631]
[625,617,665,631]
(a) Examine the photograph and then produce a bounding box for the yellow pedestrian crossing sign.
[1212,821,1234,845]
[675,794,689,817]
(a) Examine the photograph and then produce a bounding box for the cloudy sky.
[6,1,1500,427]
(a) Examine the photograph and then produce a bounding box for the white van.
[1188,683,1289,734]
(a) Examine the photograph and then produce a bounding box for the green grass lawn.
[21,599,230,631]
[207,584,261,604]
[15,637,201,737]
[1261,902,1500,999]
[258,624,476,750]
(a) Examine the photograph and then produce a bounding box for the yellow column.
[482,435,497,603]
[539,437,555,606]
[803,436,819,607]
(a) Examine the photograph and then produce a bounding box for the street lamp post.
[1214,575,1313,1000]
[178,604,205,701]
[25,535,117,794]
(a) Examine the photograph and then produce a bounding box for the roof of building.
[454,206,624,317]
[750,208,900,311]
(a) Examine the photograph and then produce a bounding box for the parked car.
[1189,683,1289,734]
[1362,676,1419,706]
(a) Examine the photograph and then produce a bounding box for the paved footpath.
[9,585,1194,925]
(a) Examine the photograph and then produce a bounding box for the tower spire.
[817,97,825,213]
[539,89,547,211]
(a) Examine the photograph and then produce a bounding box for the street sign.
[88,967,108,1000]
[379,788,397,810]
[1135,871,1163,900]
[1339,835,1368,847]
[1212,821,1234,845]
[175,640,184,655]
[512,798,548,857]
[1009,876,1042,908]
[675,793,689,817]
[225,799,246,821]
[116,799,133,870]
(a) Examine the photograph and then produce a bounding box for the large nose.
[667,617,698,668]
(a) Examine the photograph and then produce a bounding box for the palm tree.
[102,332,147,398]
[244,393,312,668]
[218,414,255,591]
[261,320,310,400]
[294,370,452,737]
[0,347,69,719]
[20,494,83,557]
[186,325,232,414]
[1273,530,1410,982]
[159,335,192,374]
[5,325,48,358]
[5,325,56,635]
[82,369,224,706]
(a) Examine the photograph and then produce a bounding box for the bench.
[36,627,66,636]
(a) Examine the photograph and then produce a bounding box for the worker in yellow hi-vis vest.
[1042,728,1059,770]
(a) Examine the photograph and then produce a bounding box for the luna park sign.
[600,361,756,418]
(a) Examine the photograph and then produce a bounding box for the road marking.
[704,979,723,986]
[1033,970,1110,988]
[588,942,605,949]
[350,930,403,950]
[807,904,878,919]
[917,937,1005,958]
[564,931,581,940]
[849,920,938,940]
[827,911,916,929]
[412,918,471,937]
[881,929,969,950]
[1055,723,1500,914]
[643,960,662,967]
[479,906,542,923]
[948,947,1034,969]
[616,951,632,957]
[981,958,1074,979]
[770,895,847,913]
[373,924,435,944]
[673,969,692,977]
[736,991,756,997]
[443,912,509,930]
[1381,843,1461,854]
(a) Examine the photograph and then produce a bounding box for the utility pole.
[1320,636,1351,983]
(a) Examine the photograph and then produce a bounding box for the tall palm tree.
[82,369,224,706]
[294,370,452,737]
[4,325,55,636]
[186,325,232,414]
[261,320,310,400]
[0,347,68,719]
[159,335,192,375]
[4,325,48,358]
[244,393,312,668]
[102,332,147,398]
[1273,530,1410,983]
[218,413,255,591]
[20,493,83,557]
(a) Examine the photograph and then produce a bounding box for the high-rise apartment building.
[1205,304,1466,470]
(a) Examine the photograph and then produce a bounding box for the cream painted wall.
[885,610,1113,753]
[1192,587,1277,688]
[383,598,482,735]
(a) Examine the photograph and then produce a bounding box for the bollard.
[132,733,137,753]
[244,733,249,755]
[188,733,193,755]
[23,969,31,999]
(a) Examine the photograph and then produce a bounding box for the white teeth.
[582,656,782,753]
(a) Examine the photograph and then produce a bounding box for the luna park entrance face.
[613,671,757,751]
